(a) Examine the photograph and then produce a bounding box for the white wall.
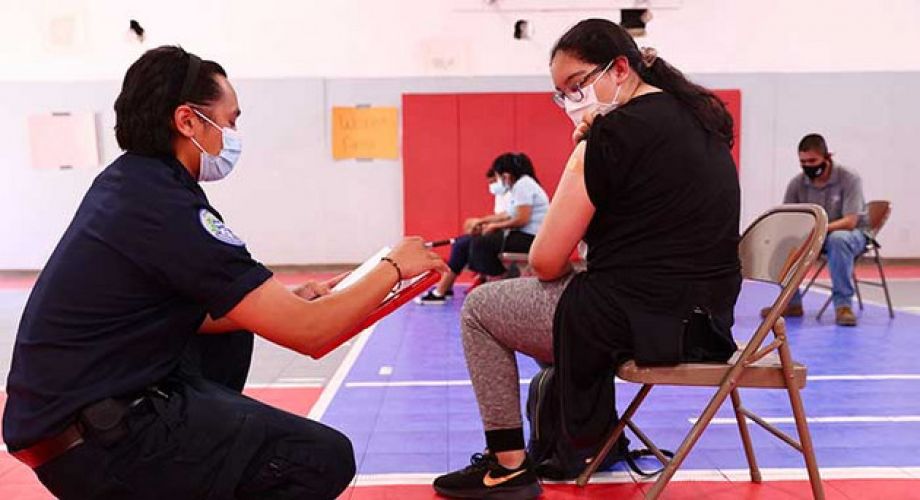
[1,1,919,268]
[2,0,920,82]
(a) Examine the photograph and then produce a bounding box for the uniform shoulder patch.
[198,209,245,247]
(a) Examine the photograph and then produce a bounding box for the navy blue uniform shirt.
[2,153,272,450]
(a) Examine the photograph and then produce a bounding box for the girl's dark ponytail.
[638,52,734,147]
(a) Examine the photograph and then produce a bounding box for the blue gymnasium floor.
[316,280,920,477]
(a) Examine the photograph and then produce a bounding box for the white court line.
[307,324,377,421]
[344,373,920,388]
[809,374,920,381]
[350,467,920,486]
[245,382,324,389]
[345,378,533,388]
[808,276,920,283]
[694,415,920,425]
[277,377,326,384]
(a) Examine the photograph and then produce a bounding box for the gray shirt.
[783,164,867,230]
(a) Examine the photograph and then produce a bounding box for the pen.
[425,239,455,248]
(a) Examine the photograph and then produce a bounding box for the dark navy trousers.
[34,335,355,499]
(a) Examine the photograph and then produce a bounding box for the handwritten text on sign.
[331,107,399,160]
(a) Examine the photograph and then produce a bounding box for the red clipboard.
[312,270,442,357]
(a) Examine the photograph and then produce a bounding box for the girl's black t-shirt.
[582,91,741,294]
[553,92,742,443]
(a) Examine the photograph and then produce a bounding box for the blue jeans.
[792,229,867,309]
[447,234,474,275]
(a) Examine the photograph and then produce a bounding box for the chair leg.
[644,383,737,499]
[801,259,826,297]
[778,343,825,500]
[816,295,832,320]
[853,270,864,311]
[809,259,835,320]
[873,248,895,318]
[577,384,653,487]
[730,389,761,483]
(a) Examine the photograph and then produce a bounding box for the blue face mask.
[190,109,242,182]
[488,180,507,196]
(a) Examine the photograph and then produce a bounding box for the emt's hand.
[387,237,449,278]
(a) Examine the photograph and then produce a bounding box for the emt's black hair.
[114,46,227,156]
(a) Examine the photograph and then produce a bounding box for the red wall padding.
[403,90,741,240]
[457,94,517,228]
[512,93,576,198]
[715,89,742,169]
[402,94,460,244]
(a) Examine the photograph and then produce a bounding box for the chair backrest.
[865,200,892,238]
[739,204,828,287]
[738,204,827,352]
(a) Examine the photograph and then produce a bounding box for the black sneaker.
[444,288,455,297]
[416,290,448,305]
[433,453,542,499]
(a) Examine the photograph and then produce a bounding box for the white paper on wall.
[27,112,100,169]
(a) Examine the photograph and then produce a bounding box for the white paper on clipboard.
[333,246,392,291]
[333,246,432,301]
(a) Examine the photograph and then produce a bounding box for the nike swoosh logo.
[482,469,527,487]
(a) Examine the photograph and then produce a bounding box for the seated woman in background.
[433,18,741,499]
[419,153,548,304]
[418,165,511,304]
[468,152,549,279]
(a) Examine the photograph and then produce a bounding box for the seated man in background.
[762,133,867,326]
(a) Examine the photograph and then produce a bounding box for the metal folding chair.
[577,204,829,500]
[499,252,533,277]
[802,200,894,319]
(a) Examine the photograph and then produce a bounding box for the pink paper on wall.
[27,112,99,169]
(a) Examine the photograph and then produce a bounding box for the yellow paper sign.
[332,107,399,160]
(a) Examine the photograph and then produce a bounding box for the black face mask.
[802,161,826,180]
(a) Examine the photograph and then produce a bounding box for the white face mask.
[488,180,507,196]
[563,61,624,127]
[190,109,242,182]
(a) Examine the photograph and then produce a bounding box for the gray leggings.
[461,274,574,432]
